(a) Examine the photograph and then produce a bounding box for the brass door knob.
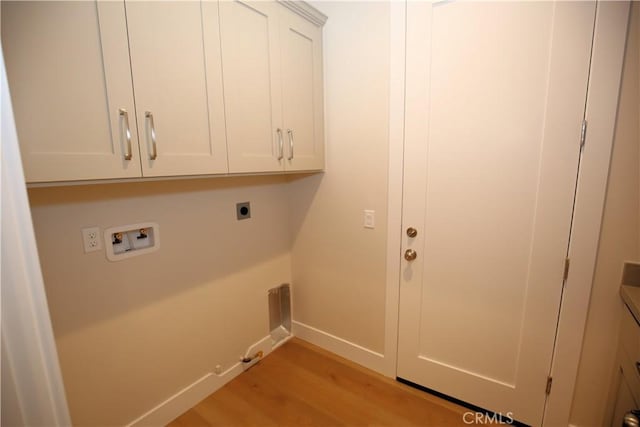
[404,249,417,261]
[407,227,418,238]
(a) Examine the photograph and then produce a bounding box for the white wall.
[570,3,640,425]
[288,1,390,354]
[26,2,394,424]
[28,176,292,426]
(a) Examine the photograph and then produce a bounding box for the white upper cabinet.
[220,0,284,173]
[221,1,326,173]
[2,0,325,183]
[125,1,228,177]
[280,6,324,171]
[2,1,141,183]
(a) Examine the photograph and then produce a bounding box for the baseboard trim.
[126,335,274,427]
[292,320,386,374]
[126,325,384,426]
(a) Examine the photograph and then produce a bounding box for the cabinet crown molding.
[278,1,327,26]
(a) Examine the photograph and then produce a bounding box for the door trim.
[383,1,631,425]
[1,50,72,426]
[543,2,631,425]
[382,0,407,379]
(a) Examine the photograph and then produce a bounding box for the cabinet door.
[280,6,324,171]
[220,0,284,173]
[125,0,228,177]
[1,1,141,182]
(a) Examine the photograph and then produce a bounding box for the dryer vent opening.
[269,284,291,346]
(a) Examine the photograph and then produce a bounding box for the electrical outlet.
[82,227,102,253]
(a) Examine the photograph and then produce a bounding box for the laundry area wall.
[28,177,293,425]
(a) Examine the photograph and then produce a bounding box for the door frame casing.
[383,1,631,426]
[1,49,72,426]
[382,0,406,379]
[543,2,631,425]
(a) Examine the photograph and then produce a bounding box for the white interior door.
[126,0,228,177]
[397,2,596,425]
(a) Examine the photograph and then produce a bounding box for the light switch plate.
[364,210,375,229]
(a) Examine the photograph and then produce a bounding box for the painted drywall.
[28,176,292,426]
[570,4,640,425]
[288,1,390,354]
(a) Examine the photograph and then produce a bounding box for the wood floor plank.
[194,388,278,427]
[227,366,342,427]
[274,341,467,426]
[291,339,468,414]
[167,338,470,427]
[170,406,211,427]
[247,351,385,425]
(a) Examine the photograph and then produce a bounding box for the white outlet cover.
[81,227,102,253]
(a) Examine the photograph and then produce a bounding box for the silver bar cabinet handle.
[287,129,294,160]
[119,108,132,160]
[145,111,157,160]
[276,128,284,160]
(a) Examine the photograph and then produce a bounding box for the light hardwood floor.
[168,338,471,426]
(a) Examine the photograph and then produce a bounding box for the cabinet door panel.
[220,0,283,173]
[280,7,324,171]
[1,1,141,182]
[126,0,228,177]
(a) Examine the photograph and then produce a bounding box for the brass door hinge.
[546,376,553,395]
[563,258,570,283]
